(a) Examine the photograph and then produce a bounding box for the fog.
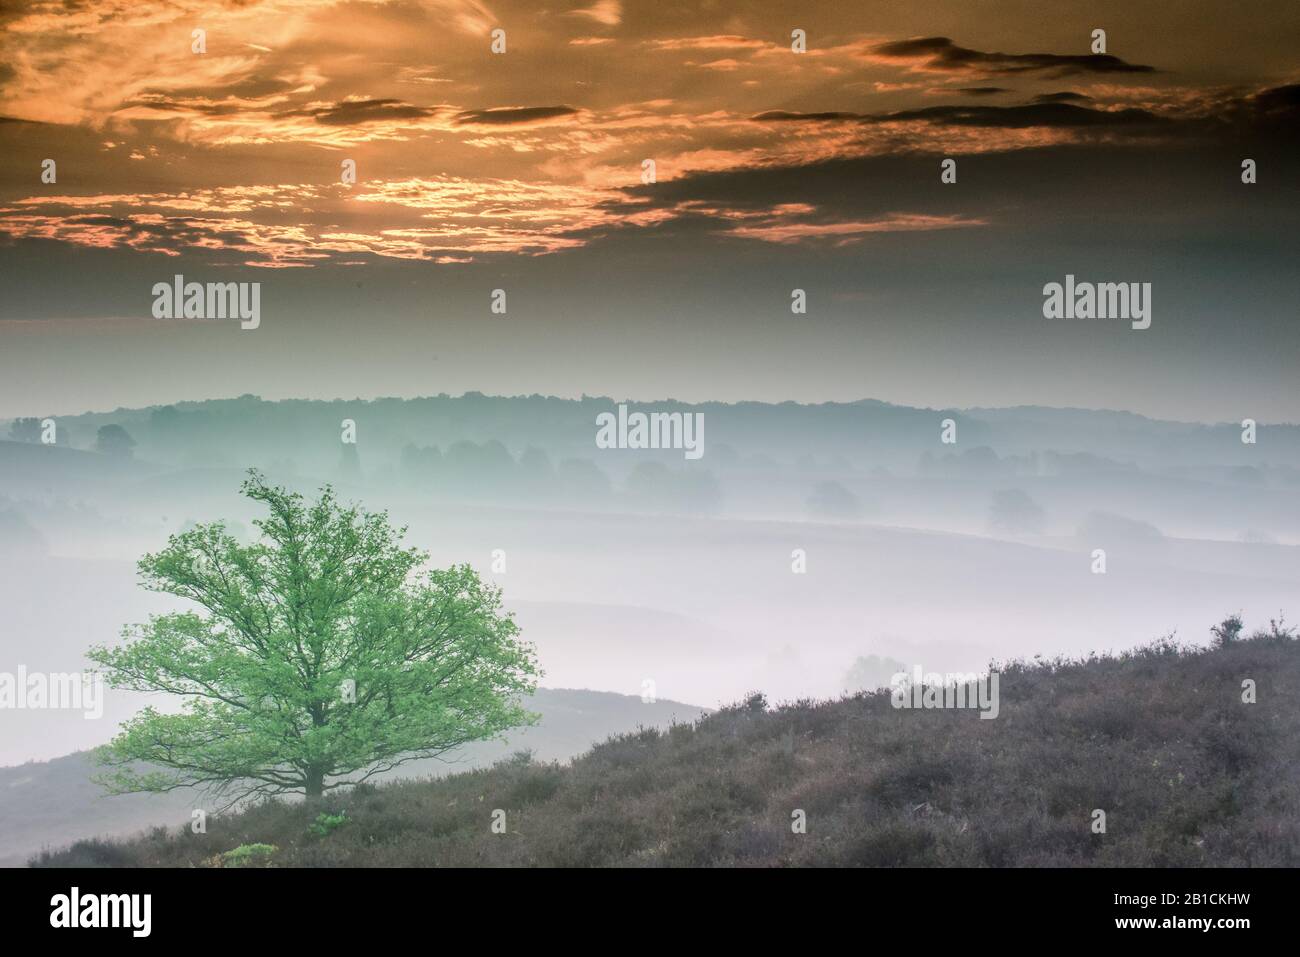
[2,394,1296,768]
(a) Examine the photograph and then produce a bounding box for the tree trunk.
[305,767,325,801]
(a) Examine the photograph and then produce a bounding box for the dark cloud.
[129,95,444,125]
[129,94,248,117]
[890,103,1162,128]
[1031,91,1092,104]
[750,111,860,122]
[753,102,1162,129]
[954,87,1011,96]
[140,74,306,104]
[298,99,440,126]
[1250,83,1300,120]
[1216,83,1300,144]
[871,36,1156,76]
[453,106,579,125]
[755,83,1296,150]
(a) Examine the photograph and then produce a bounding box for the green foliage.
[308,811,349,837]
[94,424,136,458]
[222,843,277,867]
[7,417,43,443]
[988,488,1046,535]
[89,470,539,805]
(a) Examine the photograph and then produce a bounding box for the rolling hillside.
[32,625,1300,867]
[1,688,705,867]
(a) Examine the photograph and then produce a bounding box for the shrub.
[222,843,278,867]
[308,812,349,838]
[1211,615,1244,648]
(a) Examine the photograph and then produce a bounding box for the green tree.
[842,654,907,694]
[8,417,43,443]
[988,488,1046,536]
[807,480,861,520]
[95,424,136,458]
[90,471,539,805]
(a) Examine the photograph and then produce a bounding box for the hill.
[10,393,1300,486]
[31,625,1300,867]
[1,689,706,868]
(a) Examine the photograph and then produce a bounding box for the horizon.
[7,390,1300,430]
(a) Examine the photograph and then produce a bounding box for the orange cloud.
[726,212,988,245]
[0,1,1229,272]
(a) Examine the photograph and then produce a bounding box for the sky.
[1,0,1297,421]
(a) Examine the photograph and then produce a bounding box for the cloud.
[1213,83,1300,142]
[751,111,861,123]
[0,3,1287,278]
[566,1,622,27]
[291,99,442,127]
[724,210,987,245]
[886,103,1162,128]
[648,35,771,51]
[753,102,1163,130]
[868,36,1156,76]
[453,106,580,125]
[1031,91,1092,104]
[1249,83,1300,121]
[0,177,624,265]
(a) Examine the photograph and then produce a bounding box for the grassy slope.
[3,689,705,868]
[34,632,1300,867]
